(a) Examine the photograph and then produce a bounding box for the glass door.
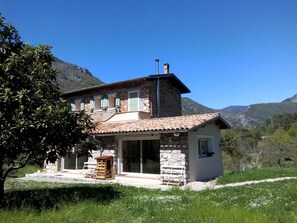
[142,140,160,174]
[64,153,87,170]
[123,140,140,172]
[122,140,160,174]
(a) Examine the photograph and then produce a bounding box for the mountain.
[219,106,249,126]
[180,97,297,127]
[226,103,297,127]
[181,97,214,115]
[282,94,297,103]
[53,58,104,92]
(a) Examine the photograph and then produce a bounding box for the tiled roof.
[62,73,190,96]
[92,113,230,135]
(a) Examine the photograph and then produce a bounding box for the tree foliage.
[220,131,243,171]
[0,15,94,206]
[222,112,297,172]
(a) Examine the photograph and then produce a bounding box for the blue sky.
[1,0,297,109]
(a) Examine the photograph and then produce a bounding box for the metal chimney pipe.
[155,59,159,74]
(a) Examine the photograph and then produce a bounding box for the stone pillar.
[160,133,189,183]
[91,136,118,174]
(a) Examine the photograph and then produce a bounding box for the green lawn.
[2,176,297,223]
[217,167,297,185]
[7,164,41,178]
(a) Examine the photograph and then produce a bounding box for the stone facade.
[91,136,118,173]
[149,79,182,118]
[159,79,182,117]
[160,133,189,183]
[64,77,183,119]
[59,74,191,175]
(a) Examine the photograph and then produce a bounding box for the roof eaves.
[189,113,231,132]
[92,129,189,136]
[62,76,149,96]
[148,73,191,94]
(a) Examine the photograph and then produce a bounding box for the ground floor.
[59,122,224,184]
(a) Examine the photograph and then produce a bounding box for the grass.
[2,167,297,222]
[2,176,297,222]
[8,164,41,178]
[217,167,297,185]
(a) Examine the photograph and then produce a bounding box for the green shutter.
[129,92,138,111]
[71,102,75,111]
[90,98,94,109]
[115,93,121,107]
[80,101,85,111]
[101,95,109,109]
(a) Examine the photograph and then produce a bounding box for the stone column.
[160,133,189,183]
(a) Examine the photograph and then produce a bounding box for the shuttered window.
[80,101,85,111]
[115,93,121,108]
[90,98,94,110]
[100,95,109,109]
[128,91,139,112]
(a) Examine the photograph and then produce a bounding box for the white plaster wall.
[107,112,151,123]
[188,123,223,181]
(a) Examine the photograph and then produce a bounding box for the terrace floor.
[22,169,214,191]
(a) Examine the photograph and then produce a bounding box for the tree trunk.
[0,178,4,208]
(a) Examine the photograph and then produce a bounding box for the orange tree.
[0,15,94,206]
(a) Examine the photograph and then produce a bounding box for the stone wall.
[91,136,118,174]
[66,80,152,114]
[159,79,182,117]
[65,77,182,119]
[160,133,189,183]
[149,79,182,118]
[45,161,58,173]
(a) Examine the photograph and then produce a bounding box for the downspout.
[157,76,160,118]
[155,59,160,118]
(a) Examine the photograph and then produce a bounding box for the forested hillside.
[53,58,104,92]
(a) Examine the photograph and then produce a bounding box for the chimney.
[164,63,170,74]
[155,59,159,74]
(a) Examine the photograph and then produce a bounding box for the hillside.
[181,97,214,115]
[181,97,297,127]
[230,103,297,126]
[53,58,104,92]
[282,94,297,103]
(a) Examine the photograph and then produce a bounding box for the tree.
[0,15,94,206]
[220,131,243,171]
[262,129,294,167]
[236,127,264,169]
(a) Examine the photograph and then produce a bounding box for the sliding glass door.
[122,140,160,174]
[64,153,87,169]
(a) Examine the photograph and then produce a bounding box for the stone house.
[60,64,230,183]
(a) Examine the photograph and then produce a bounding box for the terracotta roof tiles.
[92,112,229,135]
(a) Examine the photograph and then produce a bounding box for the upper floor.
[62,64,190,122]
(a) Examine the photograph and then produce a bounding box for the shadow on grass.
[2,185,121,211]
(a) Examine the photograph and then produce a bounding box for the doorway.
[63,153,87,170]
[122,140,160,174]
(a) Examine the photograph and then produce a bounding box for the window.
[115,93,121,108]
[71,102,75,111]
[197,136,213,158]
[128,91,139,112]
[100,95,109,110]
[80,100,85,111]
